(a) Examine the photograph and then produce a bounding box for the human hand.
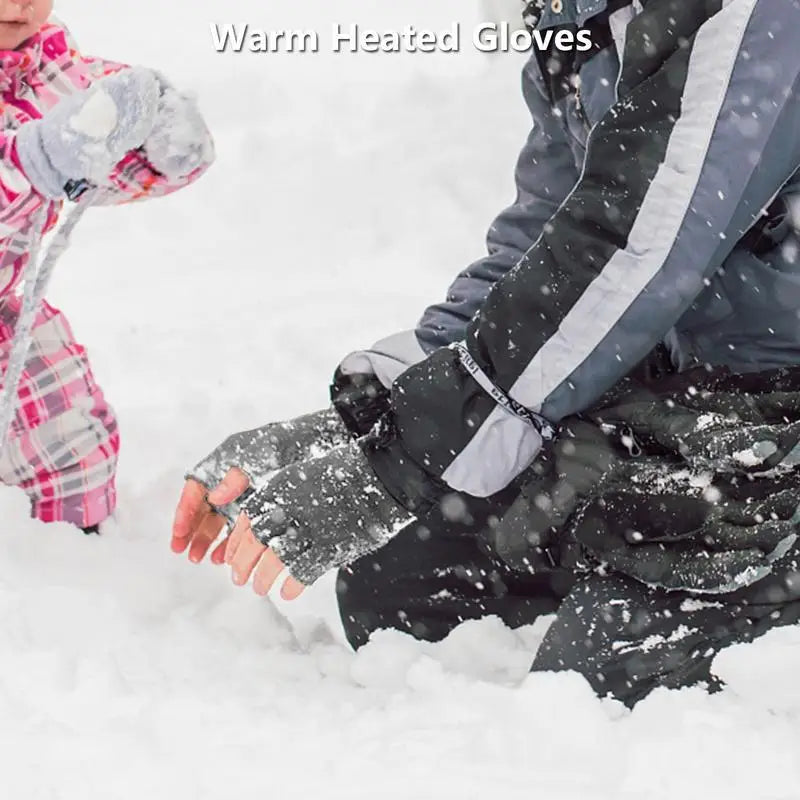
[16,67,160,198]
[171,468,250,564]
[238,440,414,586]
[223,515,306,600]
[175,408,351,565]
[143,78,214,179]
[187,408,350,521]
[569,476,800,594]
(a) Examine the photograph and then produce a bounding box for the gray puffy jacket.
[337,0,800,510]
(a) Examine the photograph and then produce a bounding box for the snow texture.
[1,1,799,797]
[35,67,160,189]
[68,88,118,138]
[143,86,213,179]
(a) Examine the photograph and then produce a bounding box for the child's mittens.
[16,67,161,199]
[143,81,213,179]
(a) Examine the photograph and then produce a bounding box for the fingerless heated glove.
[187,407,351,525]
[240,440,414,585]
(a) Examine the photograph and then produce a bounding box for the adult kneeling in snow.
[171,0,800,706]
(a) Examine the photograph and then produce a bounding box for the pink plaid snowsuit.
[0,20,213,528]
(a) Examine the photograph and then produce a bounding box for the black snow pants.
[336,515,800,707]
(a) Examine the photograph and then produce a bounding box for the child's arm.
[0,64,160,291]
[0,67,161,298]
[79,55,215,206]
[0,132,57,297]
[0,132,52,236]
[40,19,214,205]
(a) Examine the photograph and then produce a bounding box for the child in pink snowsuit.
[0,1,214,530]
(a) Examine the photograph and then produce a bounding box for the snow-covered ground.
[2,2,800,798]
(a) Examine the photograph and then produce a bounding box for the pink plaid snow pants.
[0,297,119,527]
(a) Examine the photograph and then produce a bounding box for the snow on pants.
[0,297,119,528]
[336,518,800,707]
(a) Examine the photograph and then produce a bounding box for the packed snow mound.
[1,2,799,798]
[3,495,800,800]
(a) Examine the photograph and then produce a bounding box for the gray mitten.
[16,67,160,198]
[143,80,213,178]
[187,407,351,525]
[240,441,414,585]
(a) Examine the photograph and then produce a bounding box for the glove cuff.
[330,368,390,437]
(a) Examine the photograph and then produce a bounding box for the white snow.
[734,446,770,467]
[2,1,800,798]
[68,87,117,138]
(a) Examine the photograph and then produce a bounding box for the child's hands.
[16,67,161,198]
[144,78,214,179]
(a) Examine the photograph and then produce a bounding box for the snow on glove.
[590,374,800,475]
[566,468,800,594]
[240,440,414,585]
[603,401,800,473]
[188,407,351,525]
[679,418,800,473]
[143,77,213,179]
[488,419,621,573]
[491,391,800,577]
[16,67,160,199]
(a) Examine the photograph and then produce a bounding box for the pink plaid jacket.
[0,19,214,527]
[0,19,213,299]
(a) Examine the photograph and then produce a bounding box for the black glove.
[595,400,800,473]
[566,469,800,594]
[187,407,351,524]
[487,419,621,572]
[330,369,391,437]
[240,440,414,585]
[680,418,800,473]
[489,368,800,590]
[590,372,800,474]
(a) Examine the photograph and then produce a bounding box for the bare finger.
[280,575,306,601]
[210,535,230,565]
[171,480,208,552]
[252,549,285,596]
[230,525,267,586]
[224,512,249,566]
[207,467,250,507]
[188,510,226,564]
